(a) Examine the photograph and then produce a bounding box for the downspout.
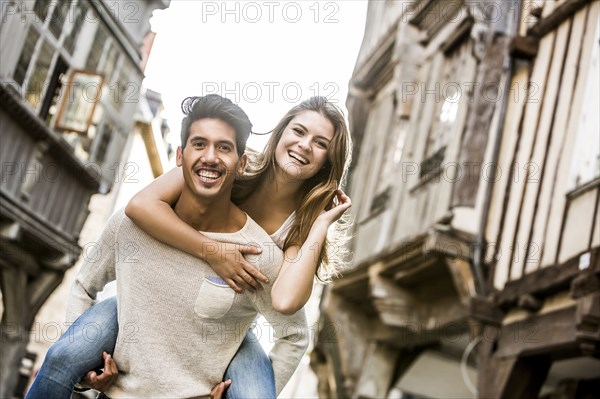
[472,0,521,296]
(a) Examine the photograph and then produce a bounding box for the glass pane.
[14,27,40,86]
[64,1,88,54]
[93,123,113,164]
[26,40,54,109]
[34,0,51,23]
[86,25,108,71]
[102,45,119,84]
[424,41,468,160]
[48,0,71,39]
[112,61,135,110]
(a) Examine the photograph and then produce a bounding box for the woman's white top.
[269,212,295,249]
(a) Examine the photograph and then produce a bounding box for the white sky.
[142,0,368,152]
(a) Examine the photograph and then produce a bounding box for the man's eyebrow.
[217,139,235,147]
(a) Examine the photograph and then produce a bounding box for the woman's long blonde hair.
[232,96,352,282]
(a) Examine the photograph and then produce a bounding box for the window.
[64,1,88,54]
[102,45,119,86]
[86,26,108,71]
[112,60,136,110]
[33,0,52,22]
[25,39,53,109]
[40,56,69,122]
[91,123,114,164]
[14,27,39,86]
[15,0,83,112]
[48,1,71,39]
[423,41,470,161]
[9,0,127,163]
[375,112,406,195]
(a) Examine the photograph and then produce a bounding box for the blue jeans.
[26,296,275,399]
[224,329,276,399]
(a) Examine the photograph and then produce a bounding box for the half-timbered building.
[0,1,169,395]
[311,0,599,397]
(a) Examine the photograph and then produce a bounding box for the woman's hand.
[210,379,232,399]
[205,243,269,293]
[317,189,352,225]
[80,351,118,392]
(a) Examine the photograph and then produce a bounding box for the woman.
[27,96,352,398]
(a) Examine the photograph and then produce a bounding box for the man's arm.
[250,292,310,395]
[65,210,122,324]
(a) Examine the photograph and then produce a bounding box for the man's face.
[176,118,246,202]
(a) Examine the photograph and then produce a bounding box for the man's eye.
[218,145,231,151]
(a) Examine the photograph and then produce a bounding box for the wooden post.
[479,352,551,399]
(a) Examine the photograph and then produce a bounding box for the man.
[65,95,308,398]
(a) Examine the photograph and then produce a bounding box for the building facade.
[0,1,169,396]
[311,0,599,398]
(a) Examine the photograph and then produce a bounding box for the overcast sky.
[142,0,368,152]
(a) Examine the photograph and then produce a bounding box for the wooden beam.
[452,32,512,207]
[478,353,551,399]
[575,292,600,355]
[470,295,503,326]
[529,0,592,37]
[496,306,580,359]
[495,248,599,309]
[511,35,539,59]
[571,265,600,299]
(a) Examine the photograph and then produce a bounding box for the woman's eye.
[316,141,327,148]
[293,128,304,136]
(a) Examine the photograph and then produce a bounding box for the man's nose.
[201,146,218,163]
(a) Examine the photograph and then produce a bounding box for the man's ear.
[176,146,183,167]
[236,154,248,176]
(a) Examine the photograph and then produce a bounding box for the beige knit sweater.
[66,209,309,398]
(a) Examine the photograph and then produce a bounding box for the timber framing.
[0,84,100,189]
[409,0,464,42]
[528,0,593,38]
[494,248,600,310]
[510,36,539,59]
[352,30,397,93]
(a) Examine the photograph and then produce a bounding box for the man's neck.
[174,191,243,233]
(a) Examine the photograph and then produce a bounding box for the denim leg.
[224,329,276,399]
[26,296,119,399]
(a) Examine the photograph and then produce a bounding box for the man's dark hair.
[180,94,252,156]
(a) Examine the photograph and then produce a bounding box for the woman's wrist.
[196,237,221,263]
[311,218,331,237]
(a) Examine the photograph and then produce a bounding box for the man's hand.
[80,351,118,392]
[206,243,269,293]
[210,379,232,399]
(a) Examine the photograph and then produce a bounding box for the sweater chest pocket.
[194,276,235,319]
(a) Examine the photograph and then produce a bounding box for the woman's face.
[274,110,335,182]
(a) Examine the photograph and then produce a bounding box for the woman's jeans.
[26,297,276,399]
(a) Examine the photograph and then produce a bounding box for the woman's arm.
[125,167,268,292]
[271,190,351,315]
